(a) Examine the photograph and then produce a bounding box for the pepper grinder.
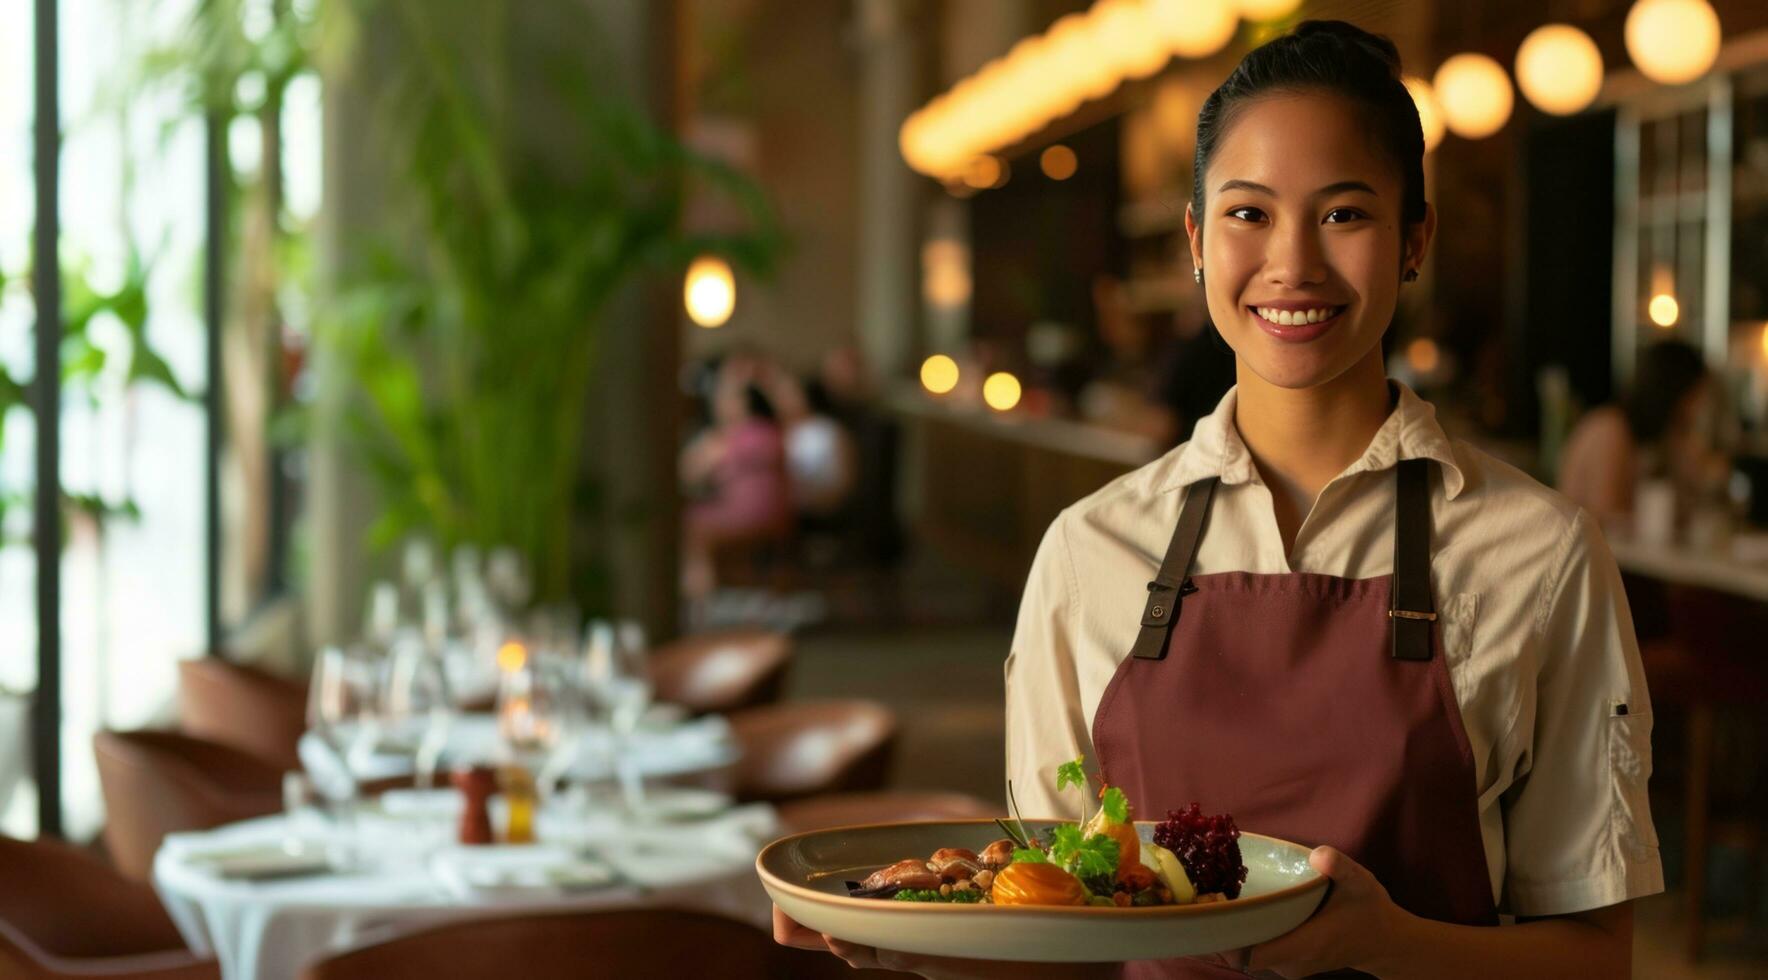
[451,766,496,845]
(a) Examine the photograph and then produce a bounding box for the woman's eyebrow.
[1214,178,1378,197]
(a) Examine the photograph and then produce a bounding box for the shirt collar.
[1160,380,1467,499]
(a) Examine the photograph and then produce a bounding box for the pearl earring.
[1193,267,1203,284]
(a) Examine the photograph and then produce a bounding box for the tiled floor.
[788,623,1767,978]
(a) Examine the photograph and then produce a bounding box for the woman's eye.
[1323,207,1366,224]
[1226,206,1266,222]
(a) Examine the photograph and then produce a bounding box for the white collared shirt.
[1004,382,1664,916]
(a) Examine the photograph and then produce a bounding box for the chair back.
[0,834,188,958]
[0,835,217,979]
[93,730,284,881]
[300,909,856,980]
[650,628,793,716]
[729,699,897,803]
[178,657,308,770]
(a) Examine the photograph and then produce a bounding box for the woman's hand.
[772,905,1113,979]
[1238,846,1414,978]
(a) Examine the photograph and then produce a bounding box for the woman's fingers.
[771,905,831,950]
[825,935,885,970]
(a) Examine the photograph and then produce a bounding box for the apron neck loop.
[1130,477,1217,660]
[1389,458,1436,661]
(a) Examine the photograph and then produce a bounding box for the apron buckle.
[1141,580,1195,627]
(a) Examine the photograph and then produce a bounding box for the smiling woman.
[780,18,1660,980]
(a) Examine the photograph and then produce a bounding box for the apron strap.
[1390,458,1436,661]
[1130,477,1217,660]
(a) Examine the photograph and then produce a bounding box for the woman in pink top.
[681,355,793,599]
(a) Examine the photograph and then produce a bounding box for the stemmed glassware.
[381,617,456,791]
[582,619,652,814]
[306,644,379,794]
[495,639,579,805]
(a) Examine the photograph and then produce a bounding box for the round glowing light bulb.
[1625,0,1722,86]
[921,355,961,395]
[983,372,1023,412]
[1147,0,1238,58]
[684,256,736,328]
[1232,0,1302,21]
[1433,53,1514,140]
[1648,293,1680,328]
[963,155,1004,190]
[1515,25,1604,116]
[497,641,528,673]
[1041,145,1078,180]
[1402,77,1446,152]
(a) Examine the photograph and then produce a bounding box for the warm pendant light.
[1515,24,1604,115]
[1625,0,1722,86]
[1433,53,1514,140]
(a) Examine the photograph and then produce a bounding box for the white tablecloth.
[153,792,777,980]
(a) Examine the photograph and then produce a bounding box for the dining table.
[152,787,778,980]
[1606,529,1768,604]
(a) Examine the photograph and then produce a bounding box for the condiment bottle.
[499,764,537,844]
[452,766,496,846]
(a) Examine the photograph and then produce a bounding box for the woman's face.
[1185,92,1434,391]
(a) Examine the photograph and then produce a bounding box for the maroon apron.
[1093,460,1497,979]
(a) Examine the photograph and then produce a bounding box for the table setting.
[150,545,772,980]
[154,786,778,980]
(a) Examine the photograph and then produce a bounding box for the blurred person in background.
[680,352,793,599]
[1147,285,1239,447]
[1558,339,1730,529]
[759,361,857,518]
[1082,273,1236,448]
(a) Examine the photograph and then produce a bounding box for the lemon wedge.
[1142,842,1196,904]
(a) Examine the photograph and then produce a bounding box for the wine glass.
[307,645,380,786]
[381,632,455,790]
[583,619,652,813]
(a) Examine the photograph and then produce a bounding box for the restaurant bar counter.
[892,389,1158,591]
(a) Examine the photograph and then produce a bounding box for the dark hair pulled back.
[1192,20,1426,227]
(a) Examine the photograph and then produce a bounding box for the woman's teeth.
[1253,306,1343,325]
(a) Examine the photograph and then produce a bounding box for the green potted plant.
[321,1,784,612]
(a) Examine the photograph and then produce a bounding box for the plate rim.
[756,818,1329,917]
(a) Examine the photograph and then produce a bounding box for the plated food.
[755,759,1329,961]
[846,759,1246,910]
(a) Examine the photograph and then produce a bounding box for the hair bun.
[1290,20,1403,79]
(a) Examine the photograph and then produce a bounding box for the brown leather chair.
[297,908,906,979]
[0,835,217,979]
[729,699,898,804]
[178,656,308,771]
[650,628,793,716]
[93,730,285,882]
[778,790,1002,834]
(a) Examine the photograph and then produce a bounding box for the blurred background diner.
[3,0,1767,977]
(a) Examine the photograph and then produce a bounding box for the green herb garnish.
[1011,847,1048,864]
[1047,825,1120,884]
[1055,757,1088,794]
[1101,786,1128,824]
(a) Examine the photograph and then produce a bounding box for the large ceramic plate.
[757,820,1327,963]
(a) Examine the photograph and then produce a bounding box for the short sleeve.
[1500,510,1665,916]
[1003,514,1093,821]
